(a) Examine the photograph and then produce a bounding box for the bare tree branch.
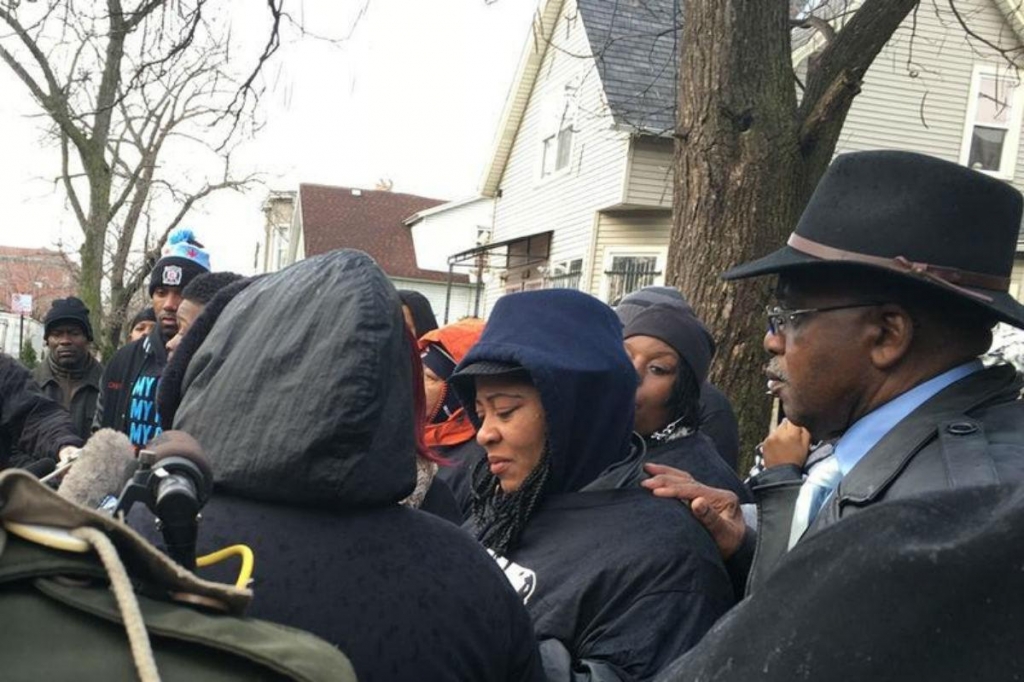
[798,0,919,152]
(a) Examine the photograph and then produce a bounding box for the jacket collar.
[832,363,1022,507]
[35,353,104,390]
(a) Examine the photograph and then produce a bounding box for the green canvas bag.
[0,469,356,682]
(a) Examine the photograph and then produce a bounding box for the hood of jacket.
[174,249,417,509]
[452,290,637,495]
[419,318,485,448]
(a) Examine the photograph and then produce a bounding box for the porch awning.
[447,231,553,270]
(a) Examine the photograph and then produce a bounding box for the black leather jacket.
[746,363,1024,593]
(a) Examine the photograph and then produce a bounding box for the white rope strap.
[71,527,161,682]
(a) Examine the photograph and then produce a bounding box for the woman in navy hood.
[451,289,734,682]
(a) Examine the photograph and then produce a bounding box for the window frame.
[538,83,579,182]
[958,64,1024,180]
[545,257,584,290]
[599,247,668,303]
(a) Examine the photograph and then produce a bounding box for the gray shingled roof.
[575,0,849,136]
[576,0,679,135]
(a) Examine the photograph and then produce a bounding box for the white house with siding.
[472,0,1024,313]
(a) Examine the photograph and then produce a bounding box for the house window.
[601,249,666,303]
[546,258,583,290]
[540,86,577,178]
[960,66,1024,179]
[273,226,290,271]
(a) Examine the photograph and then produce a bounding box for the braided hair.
[661,356,702,434]
[469,443,552,556]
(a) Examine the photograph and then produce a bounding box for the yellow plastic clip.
[195,544,254,589]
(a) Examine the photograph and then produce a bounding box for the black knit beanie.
[128,307,156,329]
[624,302,715,386]
[44,297,93,341]
[615,286,695,327]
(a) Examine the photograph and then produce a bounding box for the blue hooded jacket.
[453,290,734,680]
[453,289,637,494]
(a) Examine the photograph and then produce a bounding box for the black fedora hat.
[723,150,1024,328]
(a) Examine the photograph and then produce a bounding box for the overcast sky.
[0,0,535,275]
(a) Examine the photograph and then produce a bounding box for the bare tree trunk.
[670,0,918,470]
[82,164,115,350]
[670,0,800,470]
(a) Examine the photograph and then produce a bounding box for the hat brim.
[450,360,527,381]
[721,245,1024,330]
[721,244,821,281]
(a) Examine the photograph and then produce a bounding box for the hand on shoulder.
[641,462,746,559]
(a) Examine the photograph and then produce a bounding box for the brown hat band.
[787,233,1009,303]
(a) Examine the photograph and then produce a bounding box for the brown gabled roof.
[297,184,466,283]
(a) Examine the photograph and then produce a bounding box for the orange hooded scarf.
[419,318,485,449]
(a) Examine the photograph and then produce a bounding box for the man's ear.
[869,304,914,370]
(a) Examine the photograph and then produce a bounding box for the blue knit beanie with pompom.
[149,228,211,295]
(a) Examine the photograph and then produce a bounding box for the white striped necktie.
[788,454,843,549]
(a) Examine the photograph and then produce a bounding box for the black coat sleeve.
[0,355,82,464]
[745,466,803,595]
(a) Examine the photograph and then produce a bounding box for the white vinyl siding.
[409,197,494,273]
[831,0,1024,193]
[624,136,674,208]
[486,0,630,315]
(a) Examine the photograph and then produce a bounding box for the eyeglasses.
[765,303,884,336]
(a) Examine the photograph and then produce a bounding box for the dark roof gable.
[574,0,849,135]
[298,184,465,283]
[577,0,679,135]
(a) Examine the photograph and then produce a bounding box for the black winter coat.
[133,495,542,682]
[698,382,740,471]
[93,325,167,441]
[656,483,1024,682]
[746,363,1024,593]
[435,438,486,520]
[587,431,752,504]
[0,353,81,467]
[497,489,735,682]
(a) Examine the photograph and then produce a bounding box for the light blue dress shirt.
[833,359,984,476]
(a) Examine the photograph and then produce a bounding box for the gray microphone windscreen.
[58,429,139,508]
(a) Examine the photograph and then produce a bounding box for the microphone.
[23,458,56,480]
[115,431,213,570]
[57,429,139,510]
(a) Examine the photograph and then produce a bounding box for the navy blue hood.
[451,290,637,495]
